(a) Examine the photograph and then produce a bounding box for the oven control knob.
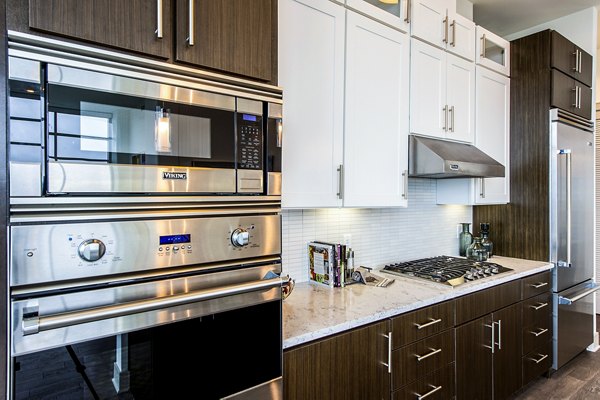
[78,239,106,262]
[231,229,250,247]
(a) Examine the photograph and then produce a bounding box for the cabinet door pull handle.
[414,318,442,330]
[450,20,456,47]
[579,49,583,73]
[578,85,582,109]
[480,177,485,198]
[443,105,448,131]
[573,50,579,72]
[530,354,549,364]
[484,322,495,353]
[449,105,455,132]
[337,165,344,200]
[404,0,410,23]
[442,16,448,44]
[187,0,195,46]
[156,0,163,38]
[402,170,408,199]
[530,282,548,289]
[416,384,443,400]
[530,328,549,337]
[572,86,578,108]
[480,34,486,58]
[382,331,392,374]
[530,302,548,310]
[415,347,442,361]
[495,319,502,350]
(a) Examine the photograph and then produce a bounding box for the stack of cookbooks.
[308,241,355,288]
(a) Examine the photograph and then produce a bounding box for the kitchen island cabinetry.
[283,320,390,400]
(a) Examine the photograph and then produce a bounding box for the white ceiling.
[471,0,600,38]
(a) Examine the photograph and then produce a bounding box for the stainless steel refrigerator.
[550,108,599,370]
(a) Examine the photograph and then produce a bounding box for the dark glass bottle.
[480,223,494,258]
[459,223,473,257]
[467,237,488,261]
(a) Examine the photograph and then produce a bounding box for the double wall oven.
[7,35,285,400]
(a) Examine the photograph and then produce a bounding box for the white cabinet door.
[446,53,475,143]
[410,38,447,139]
[411,0,449,49]
[279,0,345,208]
[476,26,510,76]
[447,11,475,61]
[346,0,410,33]
[344,11,409,207]
[474,67,510,204]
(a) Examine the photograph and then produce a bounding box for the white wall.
[281,179,472,282]
[456,0,473,21]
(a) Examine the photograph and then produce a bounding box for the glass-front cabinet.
[346,0,410,33]
[476,25,510,76]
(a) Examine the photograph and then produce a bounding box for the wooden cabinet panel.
[445,52,475,143]
[284,321,390,400]
[456,315,493,399]
[551,69,592,120]
[455,280,520,325]
[175,0,274,81]
[392,363,455,400]
[522,341,552,387]
[390,301,454,348]
[521,271,551,299]
[29,0,172,58]
[522,292,551,327]
[493,303,522,400]
[447,11,475,62]
[551,30,592,87]
[410,0,449,50]
[391,330,454,390]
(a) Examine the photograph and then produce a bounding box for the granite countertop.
[283,256,553,349]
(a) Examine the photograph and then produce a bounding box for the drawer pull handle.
[416,384,443,399]
[530,354,549,364]
[530,302,548,310]
[530,328,549,337]
[382,332,392,374]
[414,318,442,330]
[529,282,548,289]
[416,347,442,362]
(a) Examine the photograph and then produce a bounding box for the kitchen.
[0,0,598,399]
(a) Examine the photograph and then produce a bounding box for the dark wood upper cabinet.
[551,69,592,120]
[551,30,593,87]
[28,0,172,58]
[175,0,274,82]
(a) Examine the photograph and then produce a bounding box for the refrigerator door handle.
[557,149,572,268]
[558,283,600,305]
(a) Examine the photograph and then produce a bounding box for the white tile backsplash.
[281,178,473,282]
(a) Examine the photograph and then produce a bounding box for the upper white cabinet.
[476,25,510,76]
[411,0,475,61]
[344,11,409,207]
[410,38,475,143]
[437,67,510,204]
[279,0,345,208]
[346,0,409,33]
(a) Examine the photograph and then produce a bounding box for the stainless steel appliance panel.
[11,214,281,286]
[550,111,594,292]
[553,280,598,369]
[47,161,236,194]
[223,377,283,400]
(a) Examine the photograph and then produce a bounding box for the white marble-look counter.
[283,256,553,349]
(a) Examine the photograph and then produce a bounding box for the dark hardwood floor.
[515,316,600,399]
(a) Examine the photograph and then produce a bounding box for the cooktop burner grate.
[382,256,512,286]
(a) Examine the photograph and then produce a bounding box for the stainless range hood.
[409,135,505,179]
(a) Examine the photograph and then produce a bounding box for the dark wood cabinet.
[455,280,520,325]
[551,69,592,119]
[456,314,493,399]
[493,303,523,399]
[28,0,172,58]
[175,0,275,82]
[390,300,454,348]
[392,363,456,400]
[283,320,390,400]
[551,30,593,87]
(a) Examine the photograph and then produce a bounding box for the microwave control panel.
[237,113,263,170]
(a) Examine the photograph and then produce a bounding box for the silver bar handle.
[414,318,442,330]
[337,165,344,200]
[484,323,495,353]
[530,328,549,337]
[276,119,283,148]
[578,85,582,109]
[530,302,548,310]
[155,0,163,38]
[565,150,572,267]
[529,282,548,289]
[449,105,455,132]
[579,49,583,73]
[382,332,392,374]
[480,177,485,198]
[480,34,486,58]
[416,347,442,362]
[187,0,195,46]
[21,277,283,335]
[450,20,456,47]
[573,50,579,72]
[558,285,600,305]
[495,319,502,350]
[402,170,408,200]
[530,354,548,364]
[443,105,448,131]
[442,16,448,44]
[404,0,410,23]
[417,384,443,400]
[572,86,578,108]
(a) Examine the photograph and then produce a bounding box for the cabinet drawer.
[551,69,592,120]
[522,341,552,387]
[392,363,456,400]
[551,30,593,87]
[392,330,455,390]
[523,318,551,357]
[522,292,552,327]
[456,280,520,324]
[522,271,551,299]
[391,301,455,348]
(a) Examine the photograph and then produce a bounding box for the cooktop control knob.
[231,228,250,247]
[78,239,107,262]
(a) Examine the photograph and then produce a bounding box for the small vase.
[480,223,493,258]
[458,223,473,257]
[467,237,489,261]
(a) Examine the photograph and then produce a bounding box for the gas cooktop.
[382,256,512,286]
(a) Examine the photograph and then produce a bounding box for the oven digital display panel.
[242,114,257,122]
[159,234,191,245]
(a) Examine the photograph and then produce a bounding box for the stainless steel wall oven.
[7,35,285,400]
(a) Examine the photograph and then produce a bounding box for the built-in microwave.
[8,56,282,197]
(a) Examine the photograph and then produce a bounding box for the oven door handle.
[22,277,283,335]
[558,283,600,305]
